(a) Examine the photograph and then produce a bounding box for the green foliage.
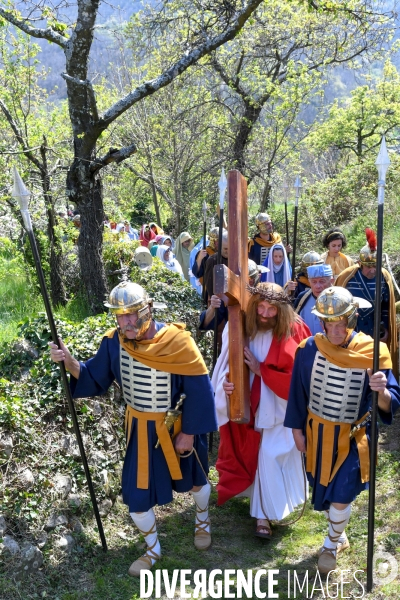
[0,378,29,430]
[307,61,400,161]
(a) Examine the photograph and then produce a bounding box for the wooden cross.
[214,170,250,423]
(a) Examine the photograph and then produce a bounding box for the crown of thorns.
[246,284,292,305]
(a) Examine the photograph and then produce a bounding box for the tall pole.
[212,168,227,369]
[202,200,207,250]
[290,176,301,287]
[283,180,289,245]
[209,169,227,452]
[367,137,390,592]
[13,167,108,552]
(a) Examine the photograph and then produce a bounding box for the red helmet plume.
[365,228,377,253]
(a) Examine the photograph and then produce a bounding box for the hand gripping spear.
[13,167,107,552]
[290,176,302,293]
[367,137,390,592]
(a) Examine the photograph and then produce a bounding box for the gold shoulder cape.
[336,265,398,378]
[248,231,282,251]
[313,331,392,370]
[104,323,208,375]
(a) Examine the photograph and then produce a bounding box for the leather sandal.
[255,519,272,539]
[318,546,336,574]
[128,539,161,577]
[194,503,211,550]
[128,520,160,577]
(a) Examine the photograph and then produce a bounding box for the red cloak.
[216,320,311,505]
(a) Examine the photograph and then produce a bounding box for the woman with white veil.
[260,243,291,288]
[156,245,184,279]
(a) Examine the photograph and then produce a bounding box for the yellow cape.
[105,323,208,375]
[312,331,392,370]
[248,231,282,251]
[336,265,398,378]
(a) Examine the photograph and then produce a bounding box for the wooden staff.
[367,137,390,592]
[13,167,108,552]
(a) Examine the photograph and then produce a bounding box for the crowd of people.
[49,208,400,579]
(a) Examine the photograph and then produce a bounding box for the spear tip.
[12,166,31,210]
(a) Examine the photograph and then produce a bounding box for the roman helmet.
[208,227,219,251]
[359,228,377,267]
[255,213,272,234]
[248,259,269,286]
[311,286,359,332]
[300,251,324,273]
[104,280,152,339]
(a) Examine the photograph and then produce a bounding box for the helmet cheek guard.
[104,281,153,340]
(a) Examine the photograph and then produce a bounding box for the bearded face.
[256,314,277,332]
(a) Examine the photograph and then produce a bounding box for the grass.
[0,274,43,344]
[1,421,399,600]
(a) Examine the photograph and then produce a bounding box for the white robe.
[212,325,307,520]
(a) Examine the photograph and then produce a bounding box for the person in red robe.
[212,282,311,539]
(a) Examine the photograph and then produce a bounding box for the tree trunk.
[72,172,108,314]
[40,141,67,307]
[232,102,263,175]
[260,178,272,212]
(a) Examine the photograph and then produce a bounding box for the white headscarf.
[263,243,291,286]
[156,245,184,278]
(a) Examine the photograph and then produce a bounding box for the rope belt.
[125,405,183,490]
[306,409,370,487]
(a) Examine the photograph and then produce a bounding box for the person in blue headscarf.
[293,264,334,335]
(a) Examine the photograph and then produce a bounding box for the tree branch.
[100,0,264,127]
[90,143,137,175]
[0,98,43,171]
[61,73,99,121]
[125,164,173,207]
[0,8,67,47]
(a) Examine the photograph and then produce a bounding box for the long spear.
[212,168,227,369]
[202,200,207,250]
[283,180,289,245]
[13,167,108,552]
[209,169,227,452]
[367,137,390,592]
[290,176,301,289]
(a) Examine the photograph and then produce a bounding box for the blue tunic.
[344,270,389,337]
[70,325,217,512]
[284,334,400,511]
[248,236,270,265]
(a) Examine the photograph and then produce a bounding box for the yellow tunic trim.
[125,406,182,490]
[306,410,370,487]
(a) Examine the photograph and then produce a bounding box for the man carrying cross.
[212,282,311,538]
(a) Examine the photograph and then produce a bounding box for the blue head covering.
[307,264,333,278]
